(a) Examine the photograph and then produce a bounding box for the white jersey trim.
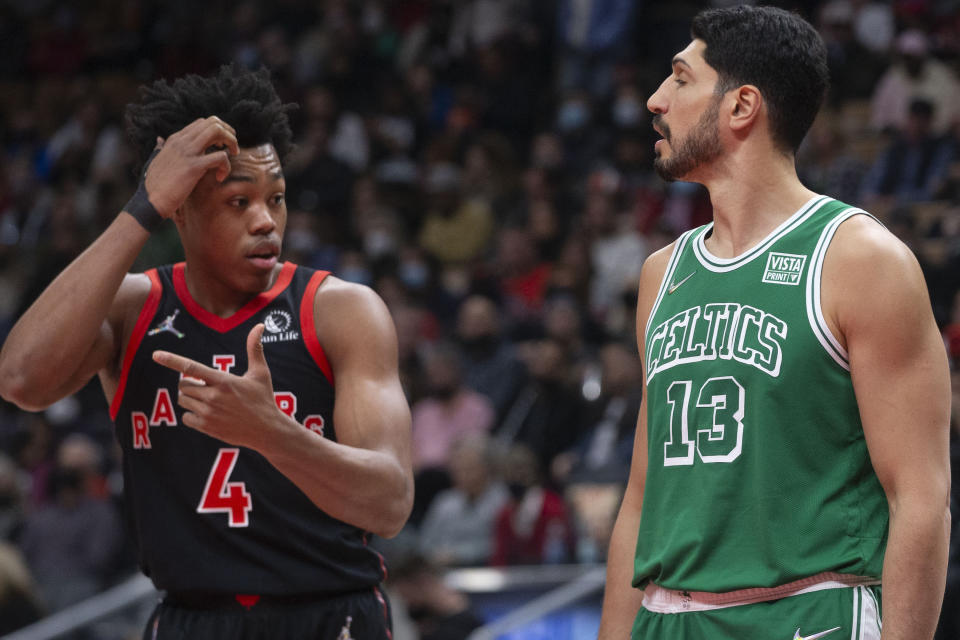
[641,572,881,614]
[644,229,696,345]
[851,585,882,640]
[806,207,882,371]
[692,195,830,272]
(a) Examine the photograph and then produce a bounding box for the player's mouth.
[652,116,671,150]
[246,240,281,270]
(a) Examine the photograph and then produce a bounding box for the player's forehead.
[222,143,284,183]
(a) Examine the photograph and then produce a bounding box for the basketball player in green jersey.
[598,6,951,640]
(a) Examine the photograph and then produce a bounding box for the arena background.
[0,0,958,638]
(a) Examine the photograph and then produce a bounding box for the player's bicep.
[317,280,412,458]
[829,219,950,499]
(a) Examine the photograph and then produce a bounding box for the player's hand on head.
[152,324,285,450]
[143,116,240,218]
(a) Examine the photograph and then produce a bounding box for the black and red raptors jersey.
[110,262,386,595]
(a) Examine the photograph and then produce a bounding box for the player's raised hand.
[152,324,290,450]
[143,116,240,218]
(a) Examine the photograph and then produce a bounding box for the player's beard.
[653,94,724,182]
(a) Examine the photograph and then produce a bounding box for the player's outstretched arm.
[825,216,951,640]
[154,279,413,538]
[598,245,672,639]
[0,117,238,411]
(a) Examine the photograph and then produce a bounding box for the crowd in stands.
[0,0,958,638]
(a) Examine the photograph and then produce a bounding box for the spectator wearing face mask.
[871,29,960,136]
[409,342,496,525]
[455,295,528,421]
[18,435,122,612]
[491,444,576,566]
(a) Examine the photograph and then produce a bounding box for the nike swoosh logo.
[668,271,696,294]
[793,626,841,640]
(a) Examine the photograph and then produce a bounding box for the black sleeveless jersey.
[110,262,386,595]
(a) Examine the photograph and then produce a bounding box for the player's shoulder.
[828,213,918,276]
[313,275,387,312]
[312,276,394,340]
[638,240,678,294]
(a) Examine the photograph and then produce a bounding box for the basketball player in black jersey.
[0,65,413,639]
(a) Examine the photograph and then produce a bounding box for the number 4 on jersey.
[197,448,252,527]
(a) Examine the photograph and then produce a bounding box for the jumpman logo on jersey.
[668,271,696,294]
[148,309,185,339]
[337,616,353,640]
[793,626,841,640]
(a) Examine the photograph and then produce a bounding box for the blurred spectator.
[301,85,370,173]
[798,116,869,205]
[943,290,960,364]
[871,29,960,136]
[418,162,494,266]
[18,434,122,612]
[455,295,528,421]
[0,542,44,635]
[418,433,509,567]
[390,553,484,640]
[495,338,585,472]
[0,452,25,542]
[553,90,610,178]
[552,341,641,487]
[860,98,955,206]
[492,226,552,324]
[491,444,576,566]
[410,342,494,529]
[818,0,887,105]
[582,188,647,319]
[556,0,638,98]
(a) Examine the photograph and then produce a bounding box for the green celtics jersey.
[633,195,888,593]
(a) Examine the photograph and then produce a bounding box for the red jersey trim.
[300,270,334,386]
[173,261,296,333]
[110,269,163,420]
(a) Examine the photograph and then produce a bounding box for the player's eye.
[230,197,248,208]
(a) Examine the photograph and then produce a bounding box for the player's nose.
[248,200,276,234]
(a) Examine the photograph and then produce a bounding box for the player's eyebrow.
[220,170,284,184]
[672,56,692,71]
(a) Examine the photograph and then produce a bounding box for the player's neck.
[181,260,282,318]
[701,149,816,259]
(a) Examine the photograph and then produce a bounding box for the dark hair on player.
[690,5,829,153]
[124,64,296,175]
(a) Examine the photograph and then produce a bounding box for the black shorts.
[143,587,393,640]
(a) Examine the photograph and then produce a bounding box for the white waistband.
[641,572,881,614]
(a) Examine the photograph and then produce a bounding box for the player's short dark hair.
[691,5,828,153]
[124,64,295,175]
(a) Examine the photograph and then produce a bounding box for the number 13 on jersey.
[663,376,745,466]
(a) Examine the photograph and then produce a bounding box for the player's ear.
[728,85,763,134]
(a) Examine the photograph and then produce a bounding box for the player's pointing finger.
[152,351,219,384]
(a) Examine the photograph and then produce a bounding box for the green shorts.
[632,585,881,639]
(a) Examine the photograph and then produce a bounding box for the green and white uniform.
[632,196,886,637]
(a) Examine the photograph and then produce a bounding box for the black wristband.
[124,148,164,232]
[124,181,164,232]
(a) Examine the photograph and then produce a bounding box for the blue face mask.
[340,265,373,286]
[613,98,642,128]
[399,261,429,290]
[557,102,589,132]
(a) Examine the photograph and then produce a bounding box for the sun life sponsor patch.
[762,252,806,286]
